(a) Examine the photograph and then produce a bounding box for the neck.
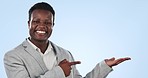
[29,38,49,53]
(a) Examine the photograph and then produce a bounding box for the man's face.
[28,9,54,42]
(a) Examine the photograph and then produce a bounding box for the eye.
[44,21,52,25]
[32,20,40,24]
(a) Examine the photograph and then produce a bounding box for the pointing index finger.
[69,61,81,66]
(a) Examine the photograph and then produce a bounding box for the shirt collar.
[26,38,52,55]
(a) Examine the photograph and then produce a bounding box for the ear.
[53,23,55,26]
[51,23,55,29]
[28,21,30,29]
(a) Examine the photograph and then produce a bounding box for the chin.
[36,39,48,42]
[33,37,48,42]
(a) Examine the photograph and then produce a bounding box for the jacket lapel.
[22,40,48,72]
[50,41,65,64]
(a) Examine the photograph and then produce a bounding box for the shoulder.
[4,42,25,59]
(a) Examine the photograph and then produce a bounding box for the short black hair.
[28,2,55,21]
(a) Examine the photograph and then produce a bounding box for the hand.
[105,57,131,67]
[59,59,81,77]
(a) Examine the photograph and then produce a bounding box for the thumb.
[109,57,115,61]
[60,59,68,64]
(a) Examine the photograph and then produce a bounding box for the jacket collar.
[22,39,48,72]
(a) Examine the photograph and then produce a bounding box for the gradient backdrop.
[0,0,148,78]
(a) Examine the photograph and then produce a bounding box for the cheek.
[49,28,53,33]
[47,29,53,36]
[29,24,36,31]
[29,27,35,35]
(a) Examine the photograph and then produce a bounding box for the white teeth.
[36,31,46,34]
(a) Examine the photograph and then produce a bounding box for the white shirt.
[27,39,57,70]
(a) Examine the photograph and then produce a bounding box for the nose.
[39,21,46,27]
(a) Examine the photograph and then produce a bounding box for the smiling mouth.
[35,30,47,36]
[36,30,46,34]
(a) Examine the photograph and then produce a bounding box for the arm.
[73,57,131,78]
[84,61,113,78]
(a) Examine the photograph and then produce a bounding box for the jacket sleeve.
[73,60,113,78]
[4,52,66,78]
[37,66,65,78]
[83,61,113,78]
